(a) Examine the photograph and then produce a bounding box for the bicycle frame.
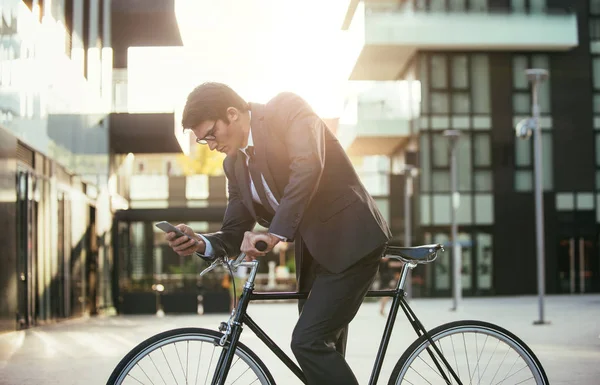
[209,260,462,385]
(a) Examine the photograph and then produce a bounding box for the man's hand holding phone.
[165,224,205,256]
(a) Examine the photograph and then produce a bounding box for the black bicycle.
[107,243,549,385]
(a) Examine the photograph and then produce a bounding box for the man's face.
[191,108,247,156]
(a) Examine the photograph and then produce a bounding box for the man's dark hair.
[181,82,248,130]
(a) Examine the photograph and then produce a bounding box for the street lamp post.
[403,165,417,300]
[526,68,550,325]
[444,129,461,311]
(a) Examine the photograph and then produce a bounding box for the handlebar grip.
[255,240,268,251]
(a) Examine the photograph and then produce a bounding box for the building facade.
[340,0,599,297]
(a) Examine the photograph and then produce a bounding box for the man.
[166,82,391,385]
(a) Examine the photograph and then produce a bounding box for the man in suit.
[166,82,391,385]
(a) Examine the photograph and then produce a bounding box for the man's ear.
[226,107,239,122]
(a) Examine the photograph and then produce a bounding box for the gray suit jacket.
[204,92,391,274]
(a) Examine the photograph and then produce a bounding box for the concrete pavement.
[0,294,598,384]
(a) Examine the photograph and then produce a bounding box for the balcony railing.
[365,0,573,15]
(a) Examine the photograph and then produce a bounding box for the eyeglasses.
[195,124,217,145]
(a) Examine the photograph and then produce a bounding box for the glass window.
[452,92,470,114]
[532,55,551,113]
[420,195,431,225]
[451,55,468,89]
[374,198,390,222]
[597,171,600,190]
[432,134,450,167]
[591,19,600,41]
[515,170,533,191]
[556,193,575,210]
[431,116,451,130]
[470,0,488,11]
[513,93,531,114]
[130,175,169,200]
[592,0,600,15]
[512,55,529,89]
[433,232,451,290]
[511,0,527,13]
[596,133,600,167]
[476,233,493,290]
[542,132,553,190]
[431,92,449,114]
[449,0,466,11]
[457,194,472,225]
[419,55,429,114]
[473,134,491,167]
[474,194,494,224]
[515,135,531,166]
[433,194,451,224]
[432,170,450,192]
[457,136,472,191]
[593,58,600,90]
[471,55,490,114]
[595,95,600,114]
[431,55,448,89]
[186,175,209,199]
[529,0,544,13]
[474,171,493,191]
[577,193,595,210]
[452,116,470,129]
[429,0,446,11]
[420,135,431,192]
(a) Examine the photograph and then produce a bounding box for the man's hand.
[240,231,280,260]
[166,224,205,257]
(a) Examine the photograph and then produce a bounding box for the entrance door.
[16,171,37,328]
[558,236,598,293]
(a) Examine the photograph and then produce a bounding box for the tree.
[176,145,225,176]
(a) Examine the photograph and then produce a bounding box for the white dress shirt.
[199,122,283,256]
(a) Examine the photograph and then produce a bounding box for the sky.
[126,0,363,118]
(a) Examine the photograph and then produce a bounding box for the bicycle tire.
[388,320,549,385]
[107,327,276,385]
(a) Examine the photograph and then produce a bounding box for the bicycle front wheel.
[389,320,549,385]
[107,327,275,385]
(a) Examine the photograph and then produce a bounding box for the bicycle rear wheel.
[389,320,549,385]
[107,327,275,385]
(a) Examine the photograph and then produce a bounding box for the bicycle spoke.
[480,337,502,379]
[194,342,203,385]
[469,333,489,385]
[160,346,179,384]
[204,345,217,385]
[187,341,189,384]
[174,342,187,384]
[149,353,168,385]
[407,365,435,385]
[393,323,546,385]
[450,334,460,379]
[513,374,536,385]
[489,344,512,384]
[462,332,471,384]
[137,361,156,385]
[415,353,452,384]
[126,372,146,385]
[494,364,532,385]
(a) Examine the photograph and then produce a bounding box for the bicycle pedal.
[219,322,228,332]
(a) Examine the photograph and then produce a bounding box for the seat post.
[397,261,417,291]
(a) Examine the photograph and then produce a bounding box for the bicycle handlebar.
[198,240,269,277]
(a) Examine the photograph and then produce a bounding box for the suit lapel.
[233,152,257,218]
[249,103,282,202]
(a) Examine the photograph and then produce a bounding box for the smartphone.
[155,221,189,239]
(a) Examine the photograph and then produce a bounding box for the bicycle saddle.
[385,244,443,264]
